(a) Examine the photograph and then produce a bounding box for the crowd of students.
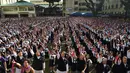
[0,17,130,73]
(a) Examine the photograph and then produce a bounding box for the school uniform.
[32,54,45,73]
[102,64,110,73]
[112,64,122,73]
[70,57,77,73]
[76,58,86,73]
[107,55,114,67]
[0,56,6,73]
[15,56,24,73]
[120,63,129,73]
[56,56,68,73]
[85,59,92,73]
[96,63,110,73]
[6,54,12,71]
[127,50,130,65]
[49,55,56,67]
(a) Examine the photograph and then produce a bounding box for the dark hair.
[23,59,30,64]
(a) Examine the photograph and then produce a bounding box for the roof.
[70,12,93,16]
[1,1,34,7]
[31,2,63,5]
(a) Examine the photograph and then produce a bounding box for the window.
[19,7,27,11]
[79,3,81,6]
[74,1,78,5]
[120,4,123,8]
[116,4,118,8]
[111,5,114,9]
[108,6,110,9]
[79,2,86,6]
[3,7,17,11]
[28,7,34,11]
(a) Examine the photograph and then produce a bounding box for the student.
[107,51,114,67]
[0,52,7,73]
[76,53,87,73]
[85,55,93,73]
[32,51,45,73]
[15,50,25,73]
[112,57,122,73]
[12,59,35,73]
[96,57,110,73]
[49,50,56,73]
[70,51,77,73]
[102,58,110,73]
[120,56,129,73]
[6,51,12,73]
[127,49,130,65]
[56,51,69,73]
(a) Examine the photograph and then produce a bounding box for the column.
[17,6,20,17]
[9,0,11,4]
[26,7,28,11]
[1,0,3,5]
[27,7,29,17]
[1,7,5,18]
[17,6,19,12]
[18,13,20,18]
[6,0,8,4]
[33,6,36,17]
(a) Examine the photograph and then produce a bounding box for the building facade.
[102,0,125,15]
[0,0,30,5]
[1,0,17,5]
[30,0,44,4]
[65,0,98,14]
[1,1,36,17]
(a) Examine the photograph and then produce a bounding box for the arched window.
[105,6,107,9]
[116,4,118,8]
[108,6,110,9]
[111,5,114,9]
[120,4,123,8]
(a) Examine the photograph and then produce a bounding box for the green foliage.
[85,0,105,16]
[121,0,130,16]
[44,0,61,3]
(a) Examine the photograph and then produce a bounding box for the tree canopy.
[120,0,130,17]
[44,0,61,7]
[44,0,61,3]
[85,0,104,16]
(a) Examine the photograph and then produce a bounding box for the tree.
[44,0,61,15]
[44,0,61,7]
[85,0,104,16]
[17,0,24,2]
[120,0,130,17]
